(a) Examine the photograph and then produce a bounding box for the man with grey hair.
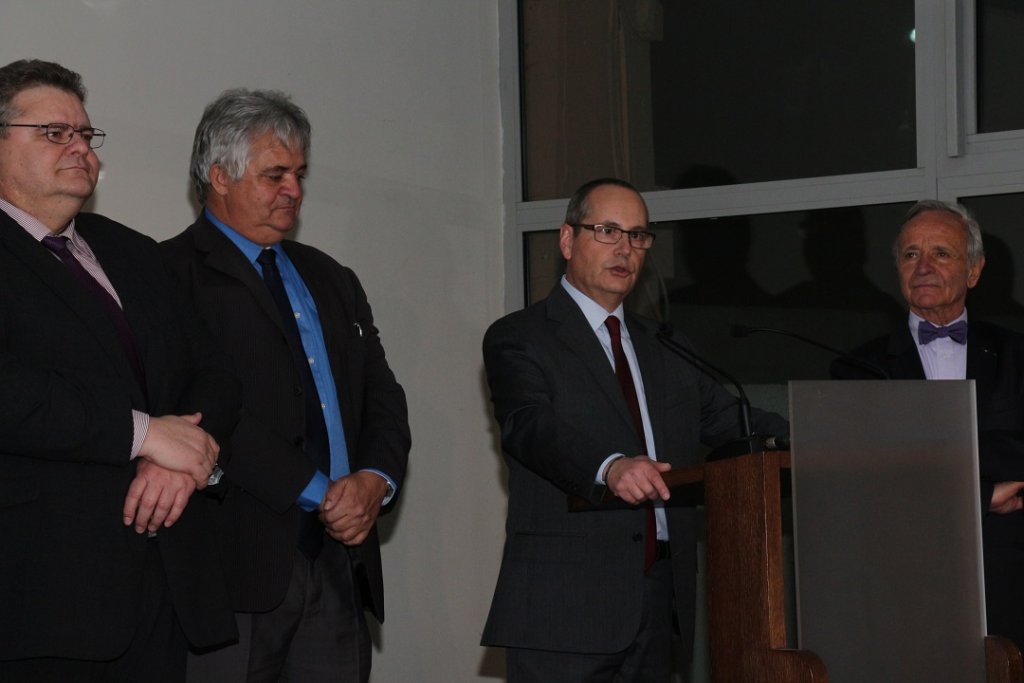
[833,198,1024,649]
[0,59,239,681]
[162,88,409,682]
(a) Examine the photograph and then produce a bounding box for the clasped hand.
[123,412,220,533]
[319,471,389,546]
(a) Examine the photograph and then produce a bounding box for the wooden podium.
[663,450,826,682]
[624,447,1024,682]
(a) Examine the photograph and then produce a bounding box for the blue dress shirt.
[207,210,394,509]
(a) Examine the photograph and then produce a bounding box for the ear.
[967,256,985,289]
[559,223,574,261]
[209,164,232,198]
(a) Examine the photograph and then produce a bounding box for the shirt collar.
[0,198,75,242]
[205,207,281,266]
[560,275,626,335]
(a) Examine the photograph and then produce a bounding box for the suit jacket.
[480,284,787,656]
[0,211,239,661]
[160,214,409,621]
[832,319,1024,646]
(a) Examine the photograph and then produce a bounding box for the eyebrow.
[260,164,307,174]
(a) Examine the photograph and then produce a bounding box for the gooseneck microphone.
[730,324,890,380]
[657,324,781,459]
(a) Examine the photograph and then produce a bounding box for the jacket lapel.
[0,213,142,396]
[967,324,997,414]
[190,216,286,336]
[886,326,926,379]
[546,286,640,446]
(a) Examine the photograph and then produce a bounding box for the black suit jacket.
[0,211,239,661]
[481,284,787,656]
[832,319,1024,646]
[160,215,409,621]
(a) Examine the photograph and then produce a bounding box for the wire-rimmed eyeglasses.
[575,223,656,250]
[0,122,106,149]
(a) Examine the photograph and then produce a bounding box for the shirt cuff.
[596,453,626,485]
[297,470,330,511]
[130,410,150,459]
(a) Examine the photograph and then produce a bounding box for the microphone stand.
[656,327,774,461]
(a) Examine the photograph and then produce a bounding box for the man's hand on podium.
[606,455,672,505]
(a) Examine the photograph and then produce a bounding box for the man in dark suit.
[481,178,787,682]
[0,60,239,681]
[162,89,409,683]
[832,199,1024,649]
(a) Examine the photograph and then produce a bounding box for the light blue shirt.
[561,276,667,540]
[208,210,395,509]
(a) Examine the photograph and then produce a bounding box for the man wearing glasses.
[481,178,787,682]
[0,60,240,681]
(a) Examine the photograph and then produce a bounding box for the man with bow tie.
[832,198,1024,649]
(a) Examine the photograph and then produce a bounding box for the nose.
[281,174,303,199]
[914,253,935,274]
[65,130,92,155]
[614,233,634,256]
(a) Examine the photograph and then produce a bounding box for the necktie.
[918,319,968,345]
[257,248,330,558]
[605,315,657,571]
[42,235,146,389]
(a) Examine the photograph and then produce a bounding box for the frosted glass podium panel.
[790,380,987,682]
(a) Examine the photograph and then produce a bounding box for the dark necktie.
[605,315,657,571]
[918,319,968,345]
[257,248,330,558]
[42,235,146,389]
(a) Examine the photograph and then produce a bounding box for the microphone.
[730,324,890,380]
[656,324,783,459]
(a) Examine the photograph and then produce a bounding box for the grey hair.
[189,88,311,204]
[0,60,86,131]
[894,199,985,266]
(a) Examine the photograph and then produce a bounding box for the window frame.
[498,0,1024,310]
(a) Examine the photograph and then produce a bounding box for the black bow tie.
[918,319,968,345]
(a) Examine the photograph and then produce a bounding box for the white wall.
[0,2,508,680]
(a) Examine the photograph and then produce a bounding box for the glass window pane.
[526,202,919,383]
[976,1,1024,133]
[520,0,917,200]
[959,193,1024,324]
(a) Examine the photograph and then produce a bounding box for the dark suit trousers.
[505,558,675,683]
[187,543,369,683]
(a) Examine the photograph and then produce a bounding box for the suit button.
[293,385,303,396]
[632,533,643,543]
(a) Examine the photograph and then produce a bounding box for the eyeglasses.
[575,223,656,250]
[0,122,106,149]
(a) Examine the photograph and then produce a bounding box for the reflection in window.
[526,197,1024,383]
[519,0,916,200]
[526,202,918,383]
[977,0,1024,133]
[959,193,1024,324]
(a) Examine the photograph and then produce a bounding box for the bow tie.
[918,319,968,345]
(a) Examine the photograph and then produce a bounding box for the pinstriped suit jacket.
[161,215,409,622]
[0,211,239,660]
[481,284,787,656]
